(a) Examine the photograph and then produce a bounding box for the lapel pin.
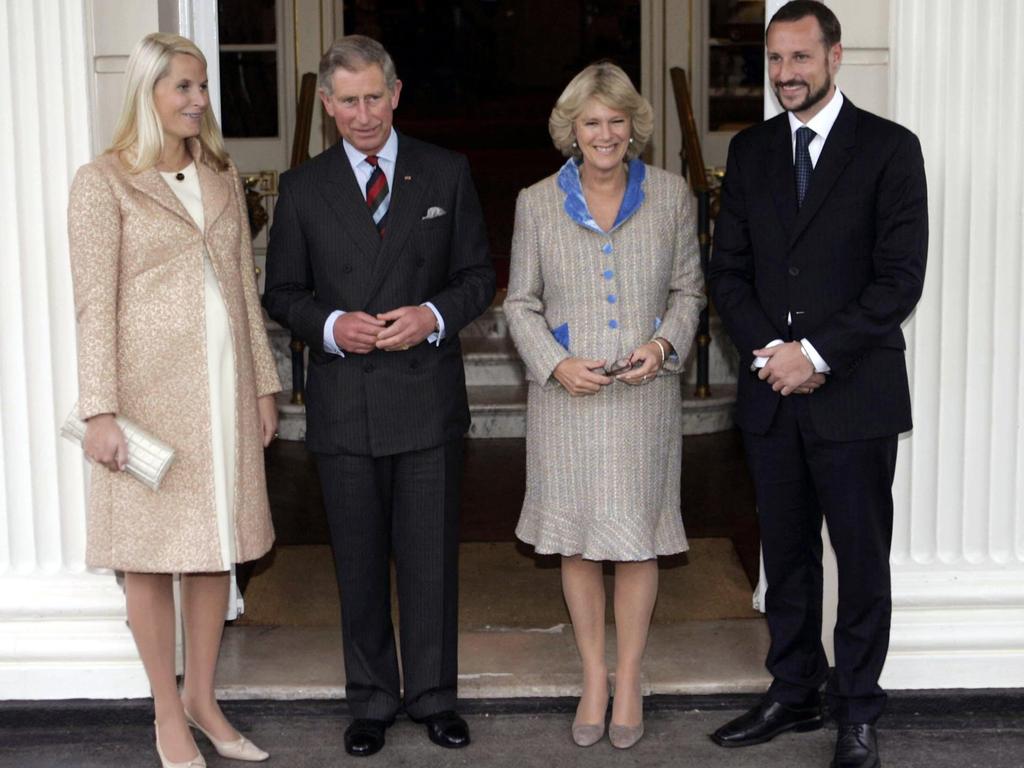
[404,175,412,181]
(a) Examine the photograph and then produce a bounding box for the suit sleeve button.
[343,265,353,274]
[788,266,800,277]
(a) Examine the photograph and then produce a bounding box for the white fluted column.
[0,0,147,698]
[882,0,1024,688]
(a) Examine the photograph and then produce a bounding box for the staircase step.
[461,336,525,386]
[276,391,307,441]
[681,383,737,435]
[461,302,508,339]
[466,382,737,439]
[467,384,528,438]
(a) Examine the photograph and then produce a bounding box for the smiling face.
[573,98,632,175]
[320,63,401,155]
[152,53,209,145]
[766,14,842,122]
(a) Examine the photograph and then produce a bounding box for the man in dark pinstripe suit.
[707,3,927,767]
[263,35,494,757]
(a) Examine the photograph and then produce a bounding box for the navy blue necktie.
[794,126,815,207]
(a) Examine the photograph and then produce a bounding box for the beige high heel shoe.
[184,710,269,762]
[571,678,609,747]
[154,721,206,768]
[608,679,645,749]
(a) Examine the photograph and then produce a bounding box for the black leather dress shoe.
[344,718,390,757]
[417,711,471,749]
[710,695,823,747]
[832,724,880,768]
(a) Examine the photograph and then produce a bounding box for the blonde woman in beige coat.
[68,34,280,767]
[505,63,705,749]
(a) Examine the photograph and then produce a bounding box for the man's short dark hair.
[767,0,842,49]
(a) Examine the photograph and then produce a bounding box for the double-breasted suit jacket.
[710,98,928,441]
[68,144,281,572]
[262,134,495,457]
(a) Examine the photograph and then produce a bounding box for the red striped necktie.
[365,154,388,236]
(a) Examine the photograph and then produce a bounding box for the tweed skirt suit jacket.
[505,159,705,560]
[67,142,281,572]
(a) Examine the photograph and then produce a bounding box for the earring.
[572,140,578,148]
[629,137,635,144]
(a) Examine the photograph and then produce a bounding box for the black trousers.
[743,395,897,725]
[315,439,462,721]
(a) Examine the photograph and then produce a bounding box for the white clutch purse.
[61,406,176,491]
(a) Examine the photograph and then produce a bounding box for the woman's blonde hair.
[108,33,228,172]
[549,62,653,161]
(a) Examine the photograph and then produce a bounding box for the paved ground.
[3,696,1023,768]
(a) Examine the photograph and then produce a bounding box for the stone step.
[461,297,508,339]
[467,381,736,439]
[467,384,529,438]
[276,391,307,442]
[275,380,733,442]
[461,335,525,386]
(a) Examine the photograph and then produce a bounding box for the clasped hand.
[753,341,826,396]
[83,414,127,472]
[333,306,437,354]
[553,341,667,397]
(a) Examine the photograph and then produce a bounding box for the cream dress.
[160,162,236,571]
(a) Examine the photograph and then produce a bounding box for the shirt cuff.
[751,338,784,370]
[423,302,445,346]
[800,338,831,373]
[324,310,346,357]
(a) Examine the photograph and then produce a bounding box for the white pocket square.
[422,206,447,220]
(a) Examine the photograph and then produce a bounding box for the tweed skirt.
[515,374,687,561]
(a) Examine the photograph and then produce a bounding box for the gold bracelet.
[652,338,667,366]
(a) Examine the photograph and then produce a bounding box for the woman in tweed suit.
[68,34,279,766]
[505,63,705,749]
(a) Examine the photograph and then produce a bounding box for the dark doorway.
[345,0,643,284]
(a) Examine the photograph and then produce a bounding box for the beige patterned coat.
[505,161,706,560]
[67,142,281,572]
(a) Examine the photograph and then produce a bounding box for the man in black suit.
[263,35,494,757]
[708,3,927,767]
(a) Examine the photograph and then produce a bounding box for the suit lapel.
[789,98,858,248]
[766,115,798,240]
[363,134,427,301]
[318,142,382,263]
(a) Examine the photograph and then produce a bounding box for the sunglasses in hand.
[600,356,640,377]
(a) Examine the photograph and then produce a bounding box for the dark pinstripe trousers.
[315,439,462,721]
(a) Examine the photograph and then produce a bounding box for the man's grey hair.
[318,35,398,94]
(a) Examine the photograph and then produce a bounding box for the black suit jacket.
[263,133,495,456]
[709,98,928,441]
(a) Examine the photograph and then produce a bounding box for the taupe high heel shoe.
[154,722,206,768]
[609,679,645,749]
[571,680,609,747]
[184,709,269,762]
[608,721,645,749]
[572,718,606,747]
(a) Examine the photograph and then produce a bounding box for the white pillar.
[0,0,148,698]
[883,0,1024,689]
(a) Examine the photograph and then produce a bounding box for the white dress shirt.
[323,130,445,355]
[753,87,846,374]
